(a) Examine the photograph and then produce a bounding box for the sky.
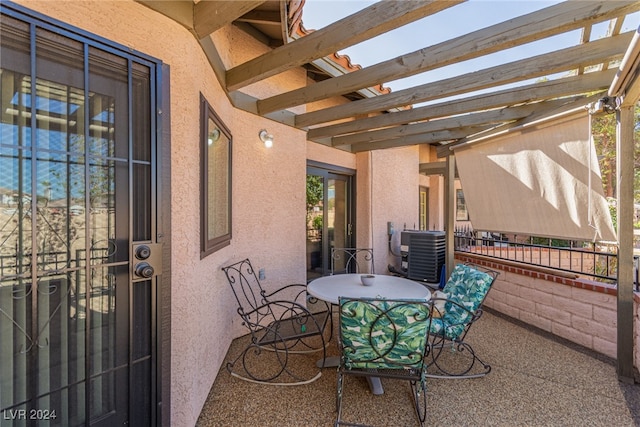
[299,0,640,98]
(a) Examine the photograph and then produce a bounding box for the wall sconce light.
[259,129,274,148]
[208,128,220,146]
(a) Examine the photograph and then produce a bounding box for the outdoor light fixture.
[259,129,274,148]
[208,128,220,146]
[588,97,617,115]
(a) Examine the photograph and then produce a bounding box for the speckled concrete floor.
[197,310,640,427]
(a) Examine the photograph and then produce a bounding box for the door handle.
[131,243,162,280]
[134,262,155,278]
[135,245,151,260]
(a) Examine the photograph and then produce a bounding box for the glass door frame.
[419,186,429,230]
[306,161,356,279]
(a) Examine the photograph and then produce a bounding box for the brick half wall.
[456,254,640,374]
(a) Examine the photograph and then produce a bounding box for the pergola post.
[615,104,635,383]
[445,154,456,279]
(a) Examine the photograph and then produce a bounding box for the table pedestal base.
[316,357,384,395]
[366,377,384,395]
[316,356,339,368]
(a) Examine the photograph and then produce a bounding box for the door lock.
[135,245,151,260]
[134,262,155,278]
[131,243,162,280]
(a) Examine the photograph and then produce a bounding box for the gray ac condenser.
[400,230,445,283]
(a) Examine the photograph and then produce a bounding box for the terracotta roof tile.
[288,0,391,95]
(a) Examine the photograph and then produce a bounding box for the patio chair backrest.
[439,263,496,337]
[221,258,271,326]
[331,248,374,274]
[339,297,431,370]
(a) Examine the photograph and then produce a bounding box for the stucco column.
[356,151,373,252]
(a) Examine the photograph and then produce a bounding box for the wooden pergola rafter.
[138,0,640,155]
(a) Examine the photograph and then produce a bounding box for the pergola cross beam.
[258,1,640,115]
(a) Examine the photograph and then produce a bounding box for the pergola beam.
[235,9,281,26]
[225,0,462,91]
[308,69,617,140]
[333,100,565,147]
[295,31,632,127]
[194,1,267,39]
[349,125,492,153]
[436,92,605,157]
[419,162,447,176]
[136,1,267,40]
[259,1,640,114]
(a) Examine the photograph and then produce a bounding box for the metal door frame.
[307,161,356,276]
[0,2,171,424]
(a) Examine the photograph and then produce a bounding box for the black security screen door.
[0,7,162,426]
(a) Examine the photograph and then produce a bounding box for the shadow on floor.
[198,310,640,427]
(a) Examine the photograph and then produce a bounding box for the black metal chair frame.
[426,263,499,379]
[335,297,434,427]
[331,248,374,275]
[222,258,332,385]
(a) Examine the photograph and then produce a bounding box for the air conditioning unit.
[400,230,445,283]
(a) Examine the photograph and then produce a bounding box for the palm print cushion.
[339,298,430,370]
[429,264,494,339]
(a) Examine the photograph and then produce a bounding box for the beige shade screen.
[453,112,616,242]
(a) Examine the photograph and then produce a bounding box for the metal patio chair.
[426,263,499,379]
[331,248,375,275]
[222,258,332,385]
[336,297,434,427]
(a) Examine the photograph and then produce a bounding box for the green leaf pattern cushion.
[429,264,494,339]
[339,298,430,370]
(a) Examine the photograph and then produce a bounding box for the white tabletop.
[307,274,431,305]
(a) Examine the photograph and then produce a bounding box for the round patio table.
[307,273,431,305]
[307,273,431,394]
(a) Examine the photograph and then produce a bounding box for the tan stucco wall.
[369,147,421,273]
[431,176,445,230]
[307,140,356,170]
[13,1,444,424]
[356,152,374,250]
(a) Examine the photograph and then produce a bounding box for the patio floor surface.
[197,309,640,427]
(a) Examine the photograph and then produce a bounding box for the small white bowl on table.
[360,274,376,286]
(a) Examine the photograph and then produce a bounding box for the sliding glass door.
[306,165,354,280]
